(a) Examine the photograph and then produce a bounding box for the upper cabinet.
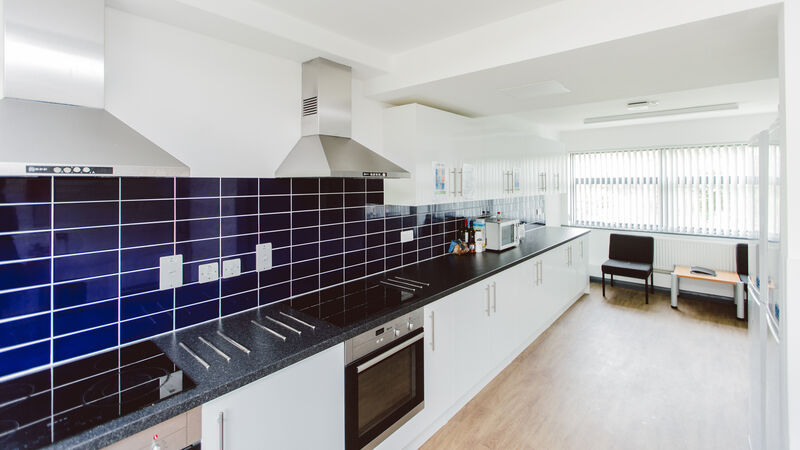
[383,104,568,206]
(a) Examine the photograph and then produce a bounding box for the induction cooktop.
[0,341,194,449]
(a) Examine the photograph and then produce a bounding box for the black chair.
[601,234,655,303]
[737,243,748,301]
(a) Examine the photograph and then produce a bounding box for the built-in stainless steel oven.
[345,309,424,450]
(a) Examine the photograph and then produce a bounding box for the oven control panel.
[345,309,423,363]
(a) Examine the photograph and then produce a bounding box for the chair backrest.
[608,233,654,265]
[736,243,748,276]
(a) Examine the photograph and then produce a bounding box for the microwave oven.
[485,218,520,251]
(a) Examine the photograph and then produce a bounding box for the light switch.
[256,243,272,272]
[199,262,219,283]
[222,258,241,278]
[159,255,183,290]
[400,229,414,243]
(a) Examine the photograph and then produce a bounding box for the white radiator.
[653,237,737,273]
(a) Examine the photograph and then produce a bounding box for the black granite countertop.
[53,226,589,449]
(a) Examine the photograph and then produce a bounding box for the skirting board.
[589,276,736,304]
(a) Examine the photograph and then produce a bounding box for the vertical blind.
[571,143,760,238]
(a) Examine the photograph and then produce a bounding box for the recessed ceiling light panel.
[500,80,570,99]
[584,103,739,124]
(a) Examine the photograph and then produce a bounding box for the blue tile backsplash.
[0,175,544,380]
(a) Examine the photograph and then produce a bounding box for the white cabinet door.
[453,280,493,399]
[201,344,345,450]
[423,294,456,422]
[491,262,530,360]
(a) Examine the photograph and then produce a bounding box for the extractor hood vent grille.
[302,97,318,117]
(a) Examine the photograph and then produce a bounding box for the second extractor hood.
[276,58,409,179]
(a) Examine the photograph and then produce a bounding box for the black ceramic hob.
[0,341,194,449]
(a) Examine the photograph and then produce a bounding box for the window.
[570,143,759,238]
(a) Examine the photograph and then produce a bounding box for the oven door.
[345,328,424,450]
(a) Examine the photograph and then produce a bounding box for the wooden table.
[670,265,744,319]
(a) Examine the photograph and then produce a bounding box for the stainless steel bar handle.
[218,411,224,450]
[492,282,497,312]
[538,261,543,285]
[458,169,463,196]
[485,285,491,316]
[542,173,547,192]
[450,169,457,196]
[356,333,424,373]
[429,310,435,352]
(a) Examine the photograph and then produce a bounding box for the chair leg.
[602,272,606,297]
[610,274,614,286]
[645,277,649,304]
[651,272,655,293]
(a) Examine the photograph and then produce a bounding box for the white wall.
[1,0,4,100]
[104,8,388,178]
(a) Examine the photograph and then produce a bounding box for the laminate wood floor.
[421,282,748,450]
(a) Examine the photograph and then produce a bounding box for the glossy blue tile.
[0,177,50,203]
[121,290,172,320]
[54,250,118,282]
[320,193,343,209]
[222,216,258,236]
[222,234,257,256]
[432,233,445,246]
[291,178,319,194]
[259,282,290,305]
[259,195,290,213]
[54,275,118,309]
[176,280,219,307]
[0,259,50,290]
[121,269,159,296]
[417,248,432,261]
[0,286,50,320]
[177,177,219,198]
[345,250,365,266]
[418,236,432,248]
[292,227,319,245]
[345,236,365,252]
[320,209,343,225]
[320,178,343,193]
[320,239,343,257]
[54,226,117,256]
[0,204,50,232]
[221,197,258,216]
[176,299,218,328]
[320,254,343,272]
[292,260,318,279]
[386,242,401,257]
[365,205,384,220]
[292,195,318,211]
[221,272,257,297]
[367,260,383,275]
[402,240,417,253]
[344,179,365,192]
[121,244,173,272]
[402,215,417,228]
[121,200,172,224]
[121,222,173,248]
[403,251,418,265]
[54,202,117,229]
[54,324,117,362]
[259,230,290,248]
[54,299,117,336]
[345,193,365,207]
[345,264,365,281]
[366,246,384,261]
[292,211,318,228]
[0,314,49,348]
[121,312,172,344]
[273,247,291,266]
[366,179,383,192]
[385,217,402,231]
[176,218,219,242]
[385,230,401,244]
[222,178,258,197]
[320,224,343,240]
[54,177,118,202]
[221,291,257,316]
[121,177,173,200]
[176,238,219,262]
[345,207,365,222]
[366,192,383,205]
[320,269,343,288]
[292,243,318,262]
[432,244,446,257]
[431,223,444,234]
[259,178,290,195]
[345,221,365,237]
[292,276,318,296]
[366,219,384,233]
[0,231,50,261]
[260,213,291,232]
[366,233,384,248]
[177,198,219,220]
[0,341,50,377]
[386,255,401,270]
[259,264,290,287]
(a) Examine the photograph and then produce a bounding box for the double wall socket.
[400,229,414,243]
[198,262,219,283]
[223,259,241,278]
[159,255,183,290]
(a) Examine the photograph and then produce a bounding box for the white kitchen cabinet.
[452,280,494,398]
[201,344,344,450]
[422,294,457,423]
[490,262,529,364]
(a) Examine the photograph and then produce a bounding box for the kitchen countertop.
[53,226,589,449]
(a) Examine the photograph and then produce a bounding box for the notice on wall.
[433,162,447,197]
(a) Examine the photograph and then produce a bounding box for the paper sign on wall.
[433,162,447,197]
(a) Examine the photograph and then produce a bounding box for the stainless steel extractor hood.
[0,0,189,177]
[276,58,409,178]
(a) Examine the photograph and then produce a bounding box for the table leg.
[735,282,744,320]
[671,273,678,309]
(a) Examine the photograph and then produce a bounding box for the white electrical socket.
[198,262,219,283]
[400,229,414,243]
[256,243,272,272]
[222,258,241,279]
[159,255,183,290]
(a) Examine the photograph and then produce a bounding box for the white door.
[453,280,493,398]
[423,294,456,422]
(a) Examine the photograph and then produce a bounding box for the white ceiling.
[369,5,779,128]
[250,0,564,52]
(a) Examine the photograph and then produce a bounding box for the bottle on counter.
[474,218,485,252]
[468,220,476,253]
[463,218,470,243]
